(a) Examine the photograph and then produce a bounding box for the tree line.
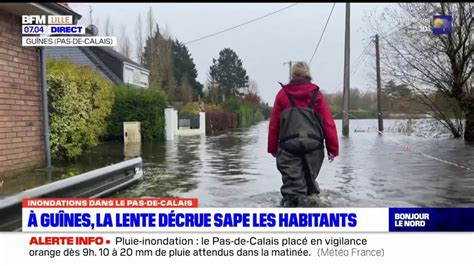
[93,7,272,143]
[325,80,437,118]
[98,3,472,140]
[103,7,266,111]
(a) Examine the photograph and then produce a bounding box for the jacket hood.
[281,77,319,100]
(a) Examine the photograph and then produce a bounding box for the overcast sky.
[70,3,395,104]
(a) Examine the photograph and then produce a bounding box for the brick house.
[0,4,81,183]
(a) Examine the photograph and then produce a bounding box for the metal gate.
[178,114,200,129]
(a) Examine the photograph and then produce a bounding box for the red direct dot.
[106,240,110,244]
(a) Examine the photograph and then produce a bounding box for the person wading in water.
[267,62,339,207]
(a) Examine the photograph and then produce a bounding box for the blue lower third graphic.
[389,208,474,231]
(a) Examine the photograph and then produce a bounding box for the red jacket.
[267,78,339,157]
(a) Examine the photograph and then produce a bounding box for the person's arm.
[267,92,282,157]
[316,92,339,158]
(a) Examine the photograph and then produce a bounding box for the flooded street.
[119,119,474,207]
[2,120,473,207]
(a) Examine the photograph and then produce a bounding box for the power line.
[382,19,420,39]
[184,3,299,45]
[333,40,373,91]
[308,3,336,65]
[332,20,421,92]
[353,40,373,68]
[333,53,368,91]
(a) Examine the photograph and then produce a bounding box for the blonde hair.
[291,61,312,80]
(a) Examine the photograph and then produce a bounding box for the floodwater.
[2,119,473,207]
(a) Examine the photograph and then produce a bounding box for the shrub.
[238,102,265,127]
[254,109,264,123]
[105,85,168,141]
[259,102,272,120]
[238,103,254,127]
[47,60,114,160]
[218,97,266,128]
[220,97,241,113]
[203,103,222,112]
[242,93,261,105]
[179,102,201,115]
[349,110,377,119]
[206,110,239,135]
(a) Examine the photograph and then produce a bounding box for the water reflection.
[124,143,141,160]
[2,119,473,207]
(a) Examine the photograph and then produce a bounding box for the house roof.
[57,3,74,11]
[90,46,146,70]
[78,47,123,85]
[77,46,149,86]
[0,3,82,18]
[40,3,82,19]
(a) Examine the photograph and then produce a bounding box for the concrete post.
[123,122,141,144]
[173,109,178,130]
[164,107,176,141]
[199,112,206,135]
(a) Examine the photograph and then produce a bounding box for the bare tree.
[103,16,114,36]
[157,32,176,92]
[245,79,260,95]
[94,17,100,33]
[135,14,144,63]
[367,3,473,140]
[146,7,155,38]
[206,74,221,103]
[162,23,172,39]
[118,24,131,58]
[142,22,176,93]
[180,75,193,103]
[209,85,221,104]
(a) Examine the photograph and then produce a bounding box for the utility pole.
[342,3,351,136]
[283,61,293,82]
[375,34,384,134]
[289,61,292,81]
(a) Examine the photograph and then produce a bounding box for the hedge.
[205,110,239,135]
[105,85,168,141]
[238,103,263,127]
[47,60,114,160]
[179,102,201,115]
[220,98,264,128]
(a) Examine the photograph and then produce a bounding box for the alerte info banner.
[0,198,472,266]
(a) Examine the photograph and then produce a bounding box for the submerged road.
[3,119,473,207]
[119,119,474,207]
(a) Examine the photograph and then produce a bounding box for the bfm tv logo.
[22,15,73,25]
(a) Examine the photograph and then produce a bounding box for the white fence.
[164,107,206,141]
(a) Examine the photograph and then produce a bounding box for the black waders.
[276,87,325,207]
